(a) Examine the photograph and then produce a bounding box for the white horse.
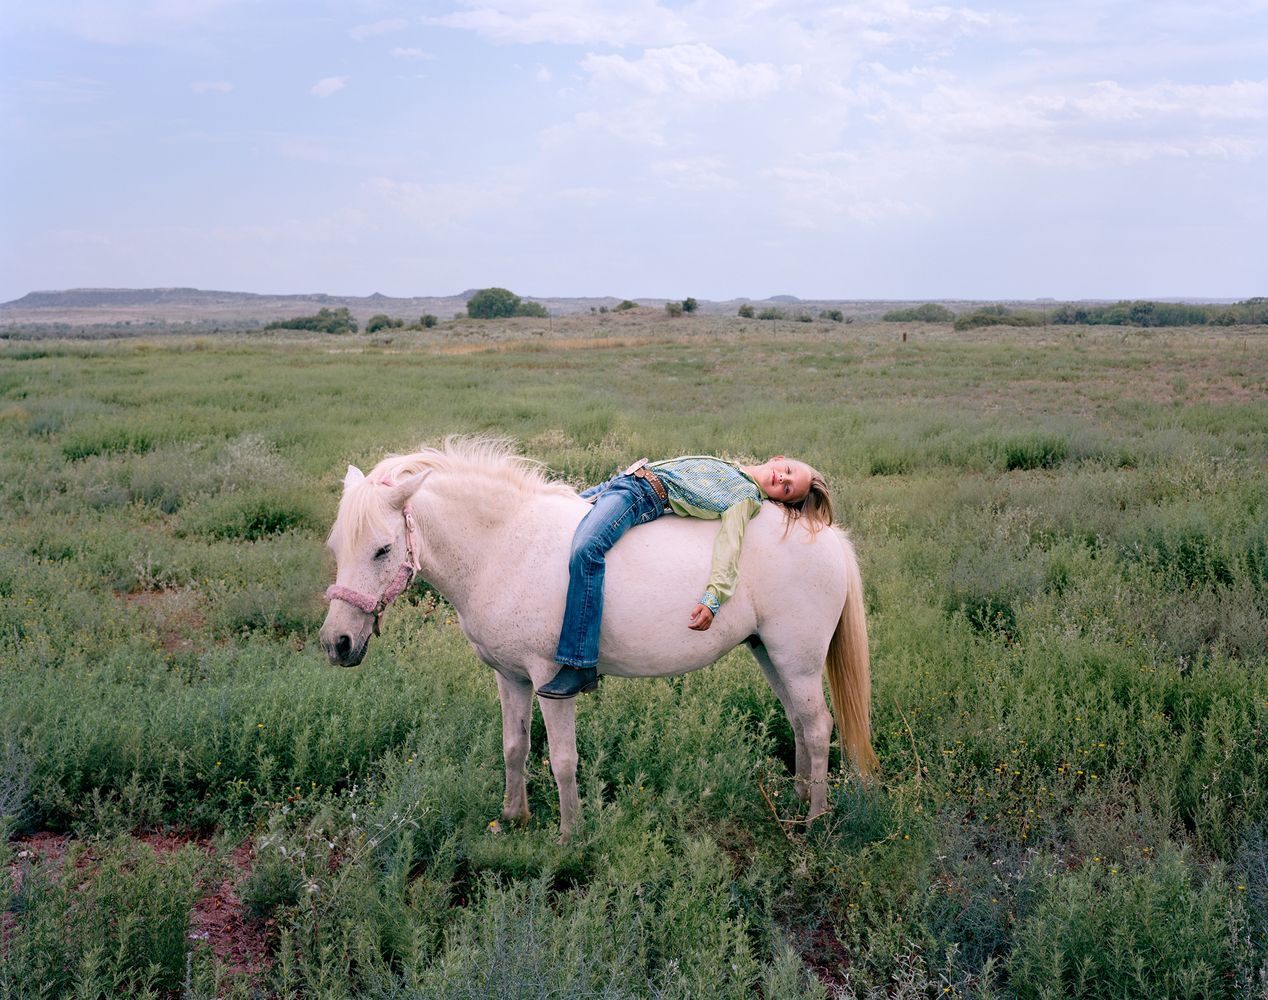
[320,438,877,838]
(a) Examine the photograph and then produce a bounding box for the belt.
[623,458,668,504]
[634,466,668,504]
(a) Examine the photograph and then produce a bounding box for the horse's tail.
[825,531,879,779]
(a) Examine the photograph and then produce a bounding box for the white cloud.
[210,210,370,245]
[427,1,689,46]
[760,154,922,227]
[190,80,233,94]
[542,107,667,147]
[310,76,349,98]
[350,18,408,41]
[392,47,434,59]
[892,77,1268,165]
[20,77,104,105]
[12,0,235,45]
[650,157,738,191]
[582,44,793,100]
[534,64,553,82]
[365,175,525,229]
[1068,79,1268,123]
[557,185,612,204]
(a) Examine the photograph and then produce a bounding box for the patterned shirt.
[647,456,769,614]
[650,456,766,514]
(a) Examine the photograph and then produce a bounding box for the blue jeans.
[555,475,666,668]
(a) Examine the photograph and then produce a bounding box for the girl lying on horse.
[538,454,832,699]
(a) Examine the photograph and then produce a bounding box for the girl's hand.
[688,604,714,631]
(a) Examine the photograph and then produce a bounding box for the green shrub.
[264,307,357,334]
[882,303,955,322]
[2,838,206,996]
[366,314,404,333]
[682,297,699,313]
[515,301,549,318]
[867,445,912,476]
[954,306,1043,330]
[1233,821,1268,968]
[944,544,1047,635]
[1009,848,1241,999]
[665,301,684,318]
[180,486,320,541]
[738,304,755,318]
[467,288,521,318]
[0,732,31,839]
[421,314,439,328]
[1002,433,1068,471]
[614,300,638,311]
[62,426,155,461]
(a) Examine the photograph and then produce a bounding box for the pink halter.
[325,480,422,636]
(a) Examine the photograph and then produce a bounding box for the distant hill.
[0,287,482,326]
[0,287,947,327]
[6,286,1242,331]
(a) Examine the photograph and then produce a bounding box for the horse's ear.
[385,471,429,510]
[344,465,366,490]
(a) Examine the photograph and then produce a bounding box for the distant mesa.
[6,287,228,308]
[768,294,801,303]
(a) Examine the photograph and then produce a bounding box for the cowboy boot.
[536,665,599,699]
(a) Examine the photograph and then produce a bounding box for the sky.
[1,1,1266,302]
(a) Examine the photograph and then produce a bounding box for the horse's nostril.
[335,634,352,658]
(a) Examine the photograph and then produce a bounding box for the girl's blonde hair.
[780,468,833,536]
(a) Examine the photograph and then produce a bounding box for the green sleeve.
[701,499,763,610]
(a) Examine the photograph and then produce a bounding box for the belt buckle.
[622,458,649,476]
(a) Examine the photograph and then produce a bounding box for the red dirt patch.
[182,838,270,980]
[122,588,210,655]
[796,915,854,995]
[6,830,271,986]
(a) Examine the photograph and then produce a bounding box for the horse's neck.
[415,476,536,607]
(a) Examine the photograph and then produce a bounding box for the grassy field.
[1,316,1266,998]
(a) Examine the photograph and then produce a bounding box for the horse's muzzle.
[323,630,369,667]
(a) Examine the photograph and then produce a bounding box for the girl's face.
[754,456,814,503]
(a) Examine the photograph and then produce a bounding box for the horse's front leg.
[495,671,533,825]
[537,695,580,842]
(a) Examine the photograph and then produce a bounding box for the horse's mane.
[329,436,576,560]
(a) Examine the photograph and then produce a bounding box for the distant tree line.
[264,307,358,335]
[737,304,847,323]
[1048,298,1268,327]
[882,298,1268,329]
[261,307,442,335]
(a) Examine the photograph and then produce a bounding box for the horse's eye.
[373,544,391,560]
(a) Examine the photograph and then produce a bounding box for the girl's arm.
[695,498,763,620]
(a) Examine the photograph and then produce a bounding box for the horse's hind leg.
[495,671,533,825]
[751,643,811,804]
[752,638,834,820]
